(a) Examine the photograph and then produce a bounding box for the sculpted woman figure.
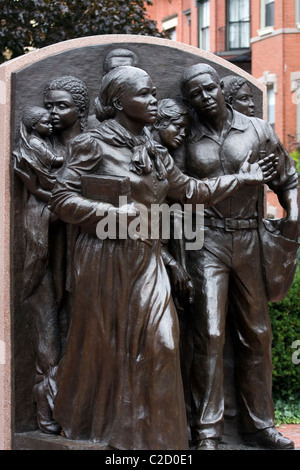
[14,76,90,435]
[49,66,277,450]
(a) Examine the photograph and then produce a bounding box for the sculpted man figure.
[180,63,299,450]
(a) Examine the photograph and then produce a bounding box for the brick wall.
[251,0,300,150]
[147,0,300,150]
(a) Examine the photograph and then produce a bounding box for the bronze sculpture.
[179,63,299,450]
[90,47,139,128]
[151,98,193,309]
[46,66,276,450]
[43,75,90,149]
[222,75,255,117]
[13,75,90,435]
[151,98,190,153]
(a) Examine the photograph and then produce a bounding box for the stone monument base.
[13,418,270,451]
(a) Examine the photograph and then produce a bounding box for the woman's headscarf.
[96,66,167,180]
[100,65,150,109]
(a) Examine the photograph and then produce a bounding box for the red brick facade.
[146,0,300,217]
[147,0,300,153]
[251,0,300,151]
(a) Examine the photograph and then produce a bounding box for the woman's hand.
[238,151,279,185]
[167,259,194,304]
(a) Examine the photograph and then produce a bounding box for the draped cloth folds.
[51,120,189,450]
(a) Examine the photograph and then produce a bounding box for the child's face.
[158,114,189,150]
[34,115,53,136]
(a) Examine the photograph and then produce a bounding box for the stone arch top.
[1,34,265,142]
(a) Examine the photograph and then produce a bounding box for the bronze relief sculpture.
[13,75,90,435]
[179,63,298,450]
[222,75,255,117]
[16,64,274,450]
[11,41,297,451]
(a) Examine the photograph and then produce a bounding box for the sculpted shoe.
[195,438,219,450]
[243,427,295,450]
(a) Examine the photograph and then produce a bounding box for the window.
[183,9,192,44]
[260,71,277,128]
[291,72,300,140]
[198,0,210,51]
[261,0,275,28]
[296,0,300,26]
[226,0,250,50]
[167,27,177,41]
[162,16,178,41]
[267,85,276,129]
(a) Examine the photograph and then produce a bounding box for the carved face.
[117,75,158,125]
[158,114,189,150]
[184,73,225,118]
[33,114,53,136]
[44,90,80,131]
[232,83,255,116]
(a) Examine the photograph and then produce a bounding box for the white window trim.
[259,71,277,93]
[260,0,274,30]
[162,17,178,31]
[290,72,300,139]
[291,71,300,93]
[257,25,274,36]
[296,0,300,27]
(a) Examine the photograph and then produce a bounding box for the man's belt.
[204,217,258,232]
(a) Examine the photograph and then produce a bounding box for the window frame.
[198,0,210,51]
[162,16,178,41]
[296,0,300,27]
[226,0,250,51]
[260,0,275,29]
[267,84,276,129]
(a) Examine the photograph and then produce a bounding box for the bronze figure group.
[13,47,299,450]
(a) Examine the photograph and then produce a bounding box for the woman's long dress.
[49,120,242,450]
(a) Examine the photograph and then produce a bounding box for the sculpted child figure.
[151,98,193,308]
[21,107,63,169]
[49,65,277,450]
[14,76,90,435]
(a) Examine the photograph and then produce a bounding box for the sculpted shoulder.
[70,128,103,147]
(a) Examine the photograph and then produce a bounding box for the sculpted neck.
[115,114,145,137]
[56,121,82,147]
[198,104,230,135]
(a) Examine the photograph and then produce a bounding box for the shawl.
[89,119,168,180]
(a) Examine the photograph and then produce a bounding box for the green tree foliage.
[290,147,300,174]
[270,267,300,402]
[270,267,300,423]
[0,0,166,63]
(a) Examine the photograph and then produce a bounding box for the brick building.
[147,0,300,217]
[147,0,300,152]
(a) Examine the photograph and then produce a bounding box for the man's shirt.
[184,108,297,220]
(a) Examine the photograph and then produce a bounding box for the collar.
[189,105,250,142]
